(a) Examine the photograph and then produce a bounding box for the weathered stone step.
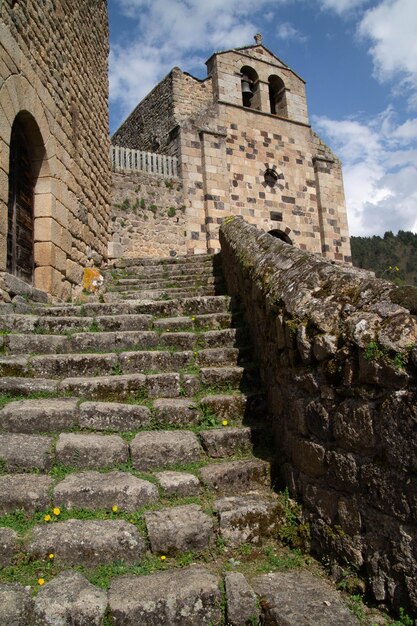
[27,519,146,566]
[0,433,54,471]
[215,494,279,546]
[200,459,270,494]
[54,471,159,511]
[108,566,222,625]
[79,401,152,431]
[0,567,360,626]
[30,295,231,319]
[110,274,223,289]
[60,372,180,399]
[0,372,180,400]
[56,433,128,469]
[144,503,214,555]
[112,252,216,267]
[0,313,153,334]
[251,570,359,625]
[131,430,202,471]
[0,398,79,433]
[115,286,218,300]
[3,326,244,355]
[0,398,151,433]
[0,474,53,514]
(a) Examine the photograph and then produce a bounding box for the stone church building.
[113,35,351,263]
[0,0,110,299]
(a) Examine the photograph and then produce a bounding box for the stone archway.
[268,229,293,245]
[1,76,57,292]
[6,112,46,283]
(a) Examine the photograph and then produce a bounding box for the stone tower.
[0,0,111,299]
[112,37,351,263]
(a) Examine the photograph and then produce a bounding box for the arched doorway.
[268,229,293,245]
[7,112,45,284]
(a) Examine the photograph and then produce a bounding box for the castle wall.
[220,217,417,616]
[0,0,110,299]
[110,171,187,259]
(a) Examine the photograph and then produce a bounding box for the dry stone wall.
[110,172,187,259]
[220,217,417,616]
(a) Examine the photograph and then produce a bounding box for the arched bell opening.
[7,111,47,284]
[240,66,260,110]
[268,229,293,245]
[268,75,287,117]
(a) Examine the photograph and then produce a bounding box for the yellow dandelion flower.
[44,514,51,522]
[112,505,118,513]
[48,553,54,560]
[38,578,45,586]
[222,420,228,426]
[53,507,60,516]
[160,555,166,561]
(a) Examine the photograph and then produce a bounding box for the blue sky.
[108,0,417,237]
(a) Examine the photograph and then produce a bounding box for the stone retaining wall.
[109,171,187,259]
[220,217,417,615]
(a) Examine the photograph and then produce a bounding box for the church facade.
[113,36,351,263]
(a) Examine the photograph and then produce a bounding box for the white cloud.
[276,22,308,43]
[359,0,417,106]
[313,110,417,236]
[318,0,371,15]
[109,0,282,128]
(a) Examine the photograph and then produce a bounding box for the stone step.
[56,433,129,469]
[108,566,222,625]
[130,430,202,471]
[79,401,152,431]
[215,494,279,547]
[31,295,231,319]
[0,567,360,626]
[144,504,214,555]
[200,427,252,457]
[0,390,259,434]
[60,372,180,399]
[112,252,216,267]
[0,433,54,471]
[114,286,218,300]
[0,398,79,433]
[0,474,53,514]
[2,326,244,355]
[200,459,270,494]
[154,470,201,497]
[27,519,146,567]
[109,274,223,289]
[53,471,159,511]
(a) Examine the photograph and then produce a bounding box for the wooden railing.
[110,146,178,178]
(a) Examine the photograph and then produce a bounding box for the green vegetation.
[167,207,176,218]
[351,230,417,286]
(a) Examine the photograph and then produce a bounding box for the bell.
[241,76,252,94]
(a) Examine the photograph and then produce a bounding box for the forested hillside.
[351,230,417,286]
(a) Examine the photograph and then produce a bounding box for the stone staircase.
[0,254,360,625]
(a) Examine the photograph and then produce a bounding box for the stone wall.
[0,0,110,299]
[112,68,213,156]
[109,171,187,259]
[112,72,176,155]
[220,217,417,616]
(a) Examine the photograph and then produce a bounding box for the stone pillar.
[199,129,230,254]
[314,156,351,263]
